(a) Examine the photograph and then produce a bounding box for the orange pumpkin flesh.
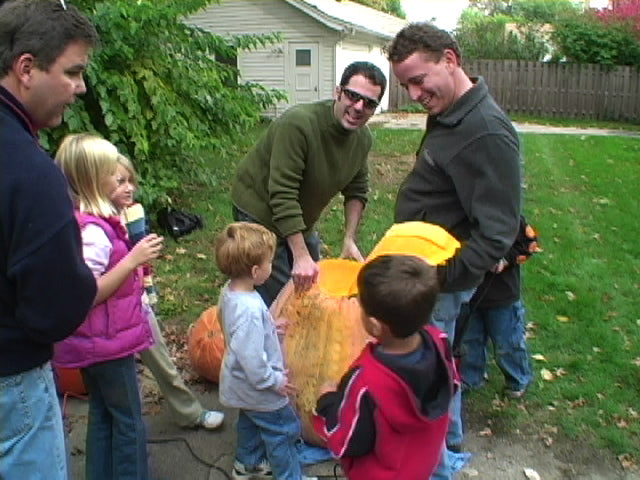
[271,276,370,446]
[187,306,225,383]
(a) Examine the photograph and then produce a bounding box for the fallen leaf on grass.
[195,253,207,259]
[592,346,601,353]
[565,291,576,301]
[492,397,507,410]
[541,434,554,447]
[556,315,570,322]
[618,454,638,471]
[592,196,612,205]
[532,354,547,362]
[461,467,479,477]
[541,368,555,381]
[554,367,568,377]
[524,468,541,480]
[478,427,493,437]
[616,418,629,428]
[176,247,187,254]
[629,408,639,419]
[569,397,587,409]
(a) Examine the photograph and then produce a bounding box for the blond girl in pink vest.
[54,133,163,480]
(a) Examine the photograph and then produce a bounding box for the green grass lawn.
[155,125,640,464]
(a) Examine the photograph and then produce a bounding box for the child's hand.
[274,317,289,335]
[129,234,164,267]
[318,381,337,396]
[277,372,298,396]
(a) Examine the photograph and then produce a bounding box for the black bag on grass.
[157,207,204,240]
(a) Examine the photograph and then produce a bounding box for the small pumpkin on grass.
[187,306,225,383]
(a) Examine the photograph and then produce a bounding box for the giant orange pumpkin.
[187,306,226,383]
[271,269,370,446]
[271,222,460,446]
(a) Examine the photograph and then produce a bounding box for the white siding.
[188,0,397,116]
[336,36,391,112]
[188,0,338,116]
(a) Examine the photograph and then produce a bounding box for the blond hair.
[55,133,120,217]
[116,153,138,188]
[215,222,276,279]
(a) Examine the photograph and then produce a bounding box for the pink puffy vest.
[54,213,153,368]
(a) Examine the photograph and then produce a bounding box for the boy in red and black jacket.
[313,254,459,480]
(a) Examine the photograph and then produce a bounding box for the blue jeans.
[82,355,148,480]
[430,289,475,480]
[236,404,303,480]
[0,362,68,480]
[461,300,532,392]
[232,205,321,307]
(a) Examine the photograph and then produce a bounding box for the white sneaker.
[198,410,224,430]
[232,459,272,479]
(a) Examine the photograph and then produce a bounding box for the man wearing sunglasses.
[231,61,386,306]
[386,22,521,480]
[0,1,98,479]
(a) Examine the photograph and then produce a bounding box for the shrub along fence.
[388,60,640,123]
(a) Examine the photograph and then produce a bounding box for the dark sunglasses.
[340,87,379,111]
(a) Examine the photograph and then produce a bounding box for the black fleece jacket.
[0,85,96,376]
[395,77,521,292]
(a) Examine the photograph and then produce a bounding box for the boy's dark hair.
[357,254,439,338]
[0,0,98,76]
[385,22,462,66]
[214,222,276,279]
[339,61,387,100]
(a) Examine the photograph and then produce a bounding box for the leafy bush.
[468,0,578,22]
[596,0,640,39]
[455,9,548,61]
[42,0,286,208]
[510,0,578,23]
[552,12,640,66]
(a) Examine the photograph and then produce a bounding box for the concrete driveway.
[369,112,640,137]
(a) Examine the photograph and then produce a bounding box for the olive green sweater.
[231,100,370,237]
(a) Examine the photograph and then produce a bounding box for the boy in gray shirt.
[214,222,316,480]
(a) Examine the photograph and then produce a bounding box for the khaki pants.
[139,309,203,427]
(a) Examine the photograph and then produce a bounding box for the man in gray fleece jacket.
[387,22,521,480]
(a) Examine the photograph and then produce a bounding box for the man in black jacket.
[0,1,98,478]
[386,22,521,480]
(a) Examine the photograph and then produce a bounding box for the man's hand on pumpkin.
[340,237,364,262]
[291,253,319,292]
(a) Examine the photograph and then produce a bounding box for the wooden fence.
[388,60,640,123]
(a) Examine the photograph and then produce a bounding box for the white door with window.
[287,42,319,105]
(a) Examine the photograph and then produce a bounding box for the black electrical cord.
[147,436,231,480]
[147,436,346,479]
